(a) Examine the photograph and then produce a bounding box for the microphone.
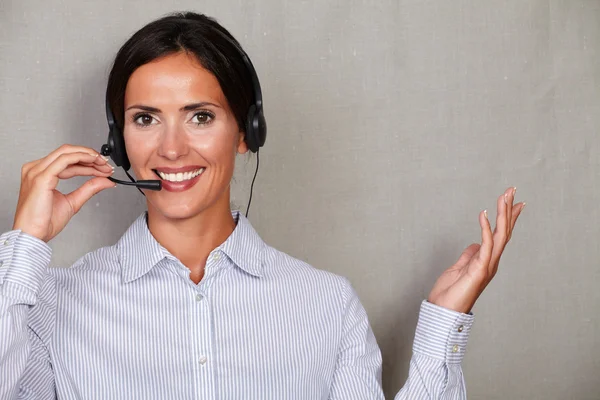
[100,144,162,191]
[106,176,162,191]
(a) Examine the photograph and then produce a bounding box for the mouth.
[151,167,206,192]
[152,168,205,182]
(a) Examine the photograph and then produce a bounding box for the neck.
[146,192,237,284]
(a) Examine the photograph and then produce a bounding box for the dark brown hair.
[106,11,254,132]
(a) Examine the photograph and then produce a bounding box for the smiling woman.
[1,11,523,400]
[123,52,243,215]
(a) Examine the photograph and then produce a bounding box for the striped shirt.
[0,210,475,399]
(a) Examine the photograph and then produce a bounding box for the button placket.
[192,285,214,397]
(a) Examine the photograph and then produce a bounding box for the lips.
[151,166,206,192]
[154,168,205,182]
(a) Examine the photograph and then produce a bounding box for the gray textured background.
[1,1,599,399]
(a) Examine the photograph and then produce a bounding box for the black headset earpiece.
[245,104,266,153]
[218,31,266,153]
[101,97,131,171]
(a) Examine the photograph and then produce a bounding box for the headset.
[100,31,266,216]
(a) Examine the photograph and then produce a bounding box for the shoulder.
[49,243,121,286]
[36,239,119,295]
[261,244,356,306]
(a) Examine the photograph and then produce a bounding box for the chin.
[148,195,206,221]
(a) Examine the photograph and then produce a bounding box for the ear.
[237,130,249,154]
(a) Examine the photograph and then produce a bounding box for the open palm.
[428,187,525,314]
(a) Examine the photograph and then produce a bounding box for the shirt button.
[213,253,221,261]
[3,240,8,246]
[195,293,203,301]
[457,325,464,333]
[452,345,459,353]
[198,355,207,365]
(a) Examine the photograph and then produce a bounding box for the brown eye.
[133,113,156,126]
[192,111,214,125]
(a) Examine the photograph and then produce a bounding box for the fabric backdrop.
[1,1,598,398]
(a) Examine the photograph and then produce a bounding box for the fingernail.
[522,202,526,209]
[504,193,507,204]
[513,186,517,196]
[484,209,488,218]
[101,155,110,162]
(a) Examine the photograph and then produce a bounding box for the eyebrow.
[125,102,222,113]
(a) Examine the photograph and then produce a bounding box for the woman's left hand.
[427,186,525,314]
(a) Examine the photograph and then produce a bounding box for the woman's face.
[123,51,247,220]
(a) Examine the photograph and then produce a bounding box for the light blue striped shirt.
[0,211,475,399]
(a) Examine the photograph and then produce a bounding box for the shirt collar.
[118,212,169,284]
[221,211,265,278]
[118,210,265,284]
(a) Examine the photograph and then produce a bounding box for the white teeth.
[157,168,204,182]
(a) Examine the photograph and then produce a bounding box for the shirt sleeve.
[0,230,56,399]
[328,279,386,399]
[328,278,475,400]
[394,300,475,400]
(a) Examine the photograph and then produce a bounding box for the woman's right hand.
[12,144,116,243]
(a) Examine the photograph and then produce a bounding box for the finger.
[75,156,112,169]
[30,144,107,175]
[37,152,104,189]
[478,209,493,267]
[57,165,114,180]
[64,177,116,215]
[507,202,525,241]
[505,187,515,238]
[21,158,43,176]
[76,161,114,173]
[494,190,508,241]
[491,191,509,264]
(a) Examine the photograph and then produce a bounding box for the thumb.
[457,243,480,265]
[65,177,116,215]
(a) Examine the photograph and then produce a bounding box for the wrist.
[12,220,48,243]
[427,295,475,315]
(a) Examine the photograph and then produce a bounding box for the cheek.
[189,133,238,166]
[124,131,155,164]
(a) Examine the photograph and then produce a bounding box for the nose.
[157,123,189,161]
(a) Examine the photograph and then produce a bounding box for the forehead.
[124,52,226,107]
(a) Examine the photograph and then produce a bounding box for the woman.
[1,12,524,399]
